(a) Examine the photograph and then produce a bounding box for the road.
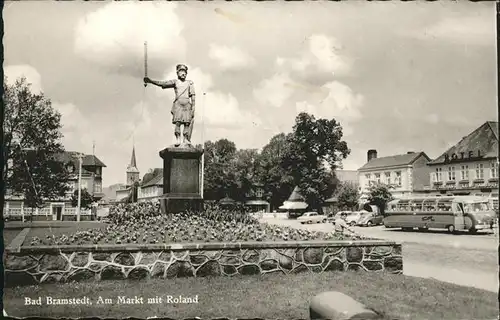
[260,216,499,293]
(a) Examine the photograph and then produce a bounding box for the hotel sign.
[444,150,482,163]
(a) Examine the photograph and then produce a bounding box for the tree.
[232,148,260,202]
[71,188,95,209]
[203,139,238,200]
[282,113,350,210]
[367,182,394,215]
[256,133,295,211]
[3,77,70,214]
[336,181,360,211]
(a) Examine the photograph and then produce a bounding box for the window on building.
[365,174,371,187]
[475,163,484,180]
[435,168,442,182]
[395,171,402,186]
[491,161,498,179]
[81,180,88,190]
[94,181,102,193]
[448,166,456,181]
[460,165,469,180]
[255,188,264,198]
[385,172,391,185]
[375,173,381,184]
[96,167,101,175]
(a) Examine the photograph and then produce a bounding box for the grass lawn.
[3,229,23,247]
[4,272,498,319]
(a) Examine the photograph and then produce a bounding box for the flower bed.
[27,203,371,246]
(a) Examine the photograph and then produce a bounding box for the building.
[279,186,309,216]
[417,121,498,208]
[137,168,164,202]
[324,169,362,214]
[358,149,432,200]
[4,151,106,221]
[116,146,140,202]
[244,183,270,212]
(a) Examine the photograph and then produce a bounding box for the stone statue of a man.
[144,64,196,147]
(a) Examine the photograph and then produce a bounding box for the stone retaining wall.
[5,240,402,286]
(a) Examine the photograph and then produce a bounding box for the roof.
[245,200,270,206]
[219,196,236,204]
[279,201,308,210]
[130,146,137,168]
[429,121,499,165]
[287,186,305,202]
[336,170,358,182]
[325,197,338,203]
[358,152,430,171]
[141,170,163,188]
[57,151,107,168]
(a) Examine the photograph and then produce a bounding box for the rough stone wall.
[5,242,402,286]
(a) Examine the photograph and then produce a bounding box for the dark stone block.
[166,261,194,278]
[101,266,125,280]
[140,253,158,265]
[222,265,238,276]
[151,262,166,278]
[325,247,344,255]
[310,265,323,273]
[392,245,402,256]
[294,249,304,262]
[92,252,113,262]
[242,250,260,263]
[324,259,344,272]
[39,254,68,272]
[71,253,90,267]
[159,251,172,262]
[114,253,135,266]
[190,254,208,265]
[363,261,384,271]
[238,264,260,275]
[303,248,323,264]
[291,264,309,274]
[67,269,95,282]
[384,257,403,273]
[346,247,363,263]
[347,263,362,272]
[5,255,38,270]
[260,259,279,271]
[219,255,241,265]
[128,267,150,280]
[196,260,221,277]
[4,271,37,287]
[278,255,293,270]
[321,256,332,268]
[371,246,393,256]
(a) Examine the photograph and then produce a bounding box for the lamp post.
[76,153,84,222]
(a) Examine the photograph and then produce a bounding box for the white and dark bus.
[384,195,497,233]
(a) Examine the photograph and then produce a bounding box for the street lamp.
[75,153,84,222]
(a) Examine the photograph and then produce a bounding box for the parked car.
[297,212,327,224]
[357,211,384,227]
[345,211,363,226]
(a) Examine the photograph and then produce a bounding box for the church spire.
[130,145,137,169]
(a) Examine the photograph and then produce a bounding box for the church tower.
[126,146,140,187]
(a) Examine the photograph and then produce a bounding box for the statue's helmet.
[176,64,188,72]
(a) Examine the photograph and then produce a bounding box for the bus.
[384,195,497,233]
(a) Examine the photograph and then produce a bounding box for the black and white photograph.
[2,1,498,319]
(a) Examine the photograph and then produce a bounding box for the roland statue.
[144,64,196,147]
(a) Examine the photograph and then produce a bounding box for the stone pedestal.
[159,146,204,214]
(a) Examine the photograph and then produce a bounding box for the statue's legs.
[183,121,192,144]
[174,123,182,146]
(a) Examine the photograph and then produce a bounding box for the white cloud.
[208,44,255,70]
[404,15,494,46]
[253,73,294,108]
[277,34,351,77]
[53,103,94,150]
[74,2,186,77]
[4,65,43,93]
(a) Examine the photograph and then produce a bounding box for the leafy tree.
[256,133,294,211]
[71,188,95,209]
[3,77,69,217]
[336,181,360,211]
[203,139,237,200]
[232,149,260,202]
[367,182,394,215]
[282,113,350,210]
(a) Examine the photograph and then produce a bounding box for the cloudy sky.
[4,1,496,187]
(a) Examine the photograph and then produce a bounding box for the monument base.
[159,146,204,214]
[160,194,204,214]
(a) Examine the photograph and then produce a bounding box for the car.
[297,212,327,224]
[345,211,363,226]
[356,211,384,227]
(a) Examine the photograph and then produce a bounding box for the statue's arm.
[147,79,176,89]
[189,81,196,109]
